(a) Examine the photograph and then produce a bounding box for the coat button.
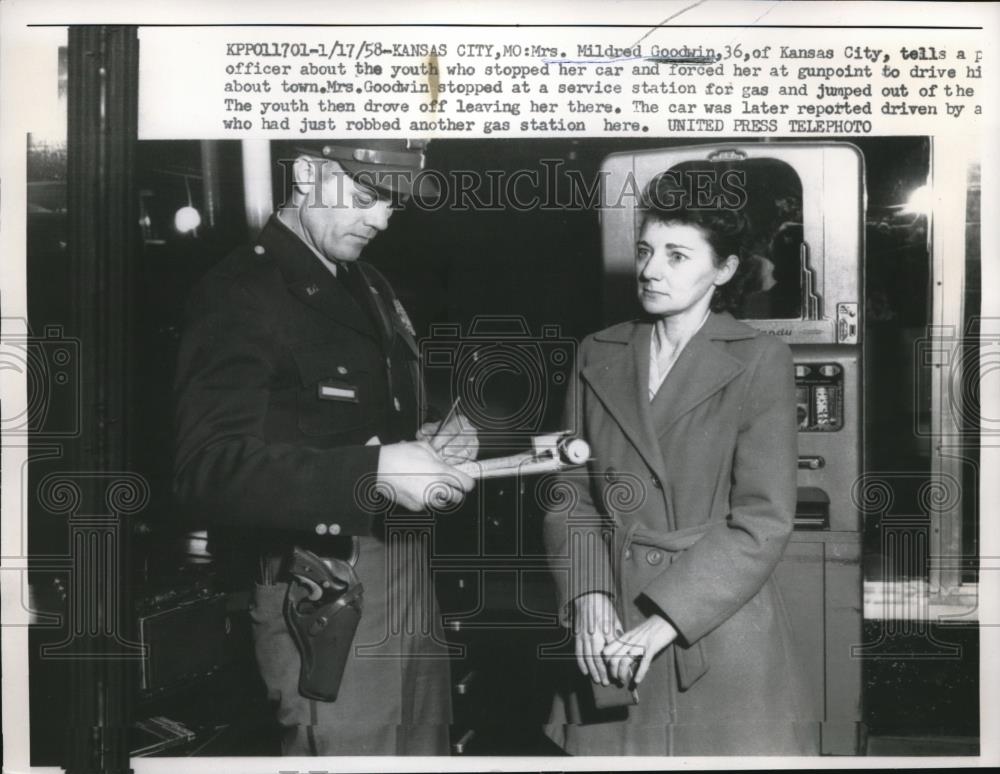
[651,475,662,490]
[624,548,632,560]
[646,549,663,565]
[393,397,402,412]
[337,365,348,375]
[328,523,341,535]
[314,523,328,536]
[253,244,265,255]
[604,467,617,483]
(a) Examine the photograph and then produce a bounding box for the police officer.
[173,140,476,755]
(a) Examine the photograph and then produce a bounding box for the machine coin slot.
[794,486,830,530]
[836,303,860,345]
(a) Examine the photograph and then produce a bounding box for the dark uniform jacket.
[173,214,422,558]
[173,215,452,754]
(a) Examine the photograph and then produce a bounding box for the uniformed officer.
[173,139,477,755]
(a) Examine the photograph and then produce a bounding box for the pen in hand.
[428,398,476,464]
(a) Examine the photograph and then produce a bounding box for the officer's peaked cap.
[291,139,437,200]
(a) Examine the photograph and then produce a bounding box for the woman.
[543,177,818,755]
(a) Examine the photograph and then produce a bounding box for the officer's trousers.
[250,533,453,755]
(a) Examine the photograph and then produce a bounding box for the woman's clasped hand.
[573,591,678,688]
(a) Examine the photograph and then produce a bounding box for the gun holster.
[283,545,364,702]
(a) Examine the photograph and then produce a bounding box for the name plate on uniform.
[318,379,359,403]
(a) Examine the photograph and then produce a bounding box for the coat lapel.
[581,321,668,485]
[580,313,757,484]
[649,315,748,436]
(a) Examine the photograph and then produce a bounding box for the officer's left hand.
[602,613,679,687]
[418,413,479,464]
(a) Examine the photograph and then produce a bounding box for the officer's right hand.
[376,440,475,511]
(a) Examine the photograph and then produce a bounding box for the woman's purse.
[591,656,640,709]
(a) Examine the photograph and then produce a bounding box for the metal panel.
[779,533,865,755]
[927,138,973,598]
[65,25,140,774]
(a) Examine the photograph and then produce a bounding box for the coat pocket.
[673,635,710,691]
[623,526,714,692]
[292,347,372,437]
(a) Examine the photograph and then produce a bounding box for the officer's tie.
[339,262,392,344]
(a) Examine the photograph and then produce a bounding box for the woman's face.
[636,219,736,318]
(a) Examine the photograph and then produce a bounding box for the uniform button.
[328,523,341,535]
[651,475,662,490]
[393,397,401,412]
[337,365,348,375]
[253,245,265,255]
[604,467,617,483]
[624,548,632,560]
[647,550,663,565]
[314,523,328,536]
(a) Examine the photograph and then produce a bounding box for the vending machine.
[599,141,865,754]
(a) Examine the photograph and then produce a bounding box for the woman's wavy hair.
[639,169,755,314]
